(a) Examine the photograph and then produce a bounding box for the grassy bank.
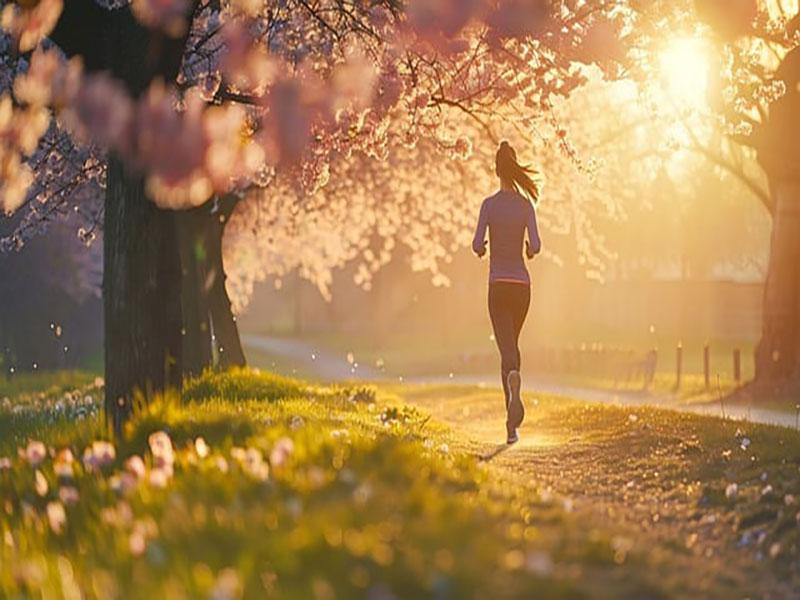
[1,370,799,598]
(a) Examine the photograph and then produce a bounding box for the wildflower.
[58,486,79,505]
[242,448,269,482]
[269,437,294,467]
[210,568,242,600]
[83,441,116,471]
[46,501,66,534]
[25,440,46,466]
[214,456,229,473]
[149,467,171,489]
[725,483,738,500]
[125,455,146,480]
[34,470,48,496]
[54,448,74,479]
[195,437,210,458]
[148,431,175,470]
[0,457,11,470]
[129,530,146,556]
[740,437,751,450]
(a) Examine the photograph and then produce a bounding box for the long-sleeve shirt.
[472,190,541,285]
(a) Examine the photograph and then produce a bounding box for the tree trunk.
[177,209,213,376]
[102,5,198,432]
[104,157,183,432]
[176,196,245,375]
[755,181,800,382]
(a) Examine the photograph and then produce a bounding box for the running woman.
[472,141,541,444]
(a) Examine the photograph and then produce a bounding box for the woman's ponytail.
[495,141,541,203]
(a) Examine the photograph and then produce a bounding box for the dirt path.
[390,384,800,599]
[243,334,797,429]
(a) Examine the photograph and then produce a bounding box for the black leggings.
[488,282,531,405]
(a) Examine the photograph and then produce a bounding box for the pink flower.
[0,0,63,52]
[148,467,171,489]
[147,431,175,470]
[260,80,314,165]
[0,457,11,470]
[407,0,484,39]
[58,486,80,505]
[129,530,146,556]
[13,46,61,106]
[54,448,75,479]
[64,73,134,152]
[24,440,46,466]
[125,455,146,480]
[131,0,190,37]
[486,0,551,41]
[82,441,116,471]
[269,437,294,468]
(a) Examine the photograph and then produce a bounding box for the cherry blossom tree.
[0,0,641,431]
[10,0,790,428]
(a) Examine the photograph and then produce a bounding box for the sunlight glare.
[659,37,710,106]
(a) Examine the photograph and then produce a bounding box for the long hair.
[495,141,541,203]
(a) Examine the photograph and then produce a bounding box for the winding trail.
[242,333,797,429]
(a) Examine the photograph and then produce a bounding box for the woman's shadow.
[478,443,514,462]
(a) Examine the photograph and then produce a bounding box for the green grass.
[0,369,635,599]
[2,370,799,598]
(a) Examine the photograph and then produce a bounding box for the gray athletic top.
[472,189,541,285]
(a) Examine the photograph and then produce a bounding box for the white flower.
[195,437,210,458]
[725,483,738,500]
[34,470,48,496]
[46,501,66,534]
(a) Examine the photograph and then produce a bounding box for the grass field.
[1,370,799,598]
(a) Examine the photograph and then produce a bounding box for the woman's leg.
[488,284,516,406]
[511,286,531,371]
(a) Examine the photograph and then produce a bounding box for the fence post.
[733,348,741,383]
[675,343,683,390]
[703,343,710,390]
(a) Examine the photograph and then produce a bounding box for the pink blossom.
[64,73,134,152]
[125,455,147,480]
[269,437,294,468]
[137,84,211,208]
[148,467,171,488]
[0,0,63,53]
[486,0,551,41]
[407,0,485,39]
[13,47,61,107]
[0,457,11,470]
[131,0,191,37]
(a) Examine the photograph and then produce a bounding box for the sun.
[659,37,710,107]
